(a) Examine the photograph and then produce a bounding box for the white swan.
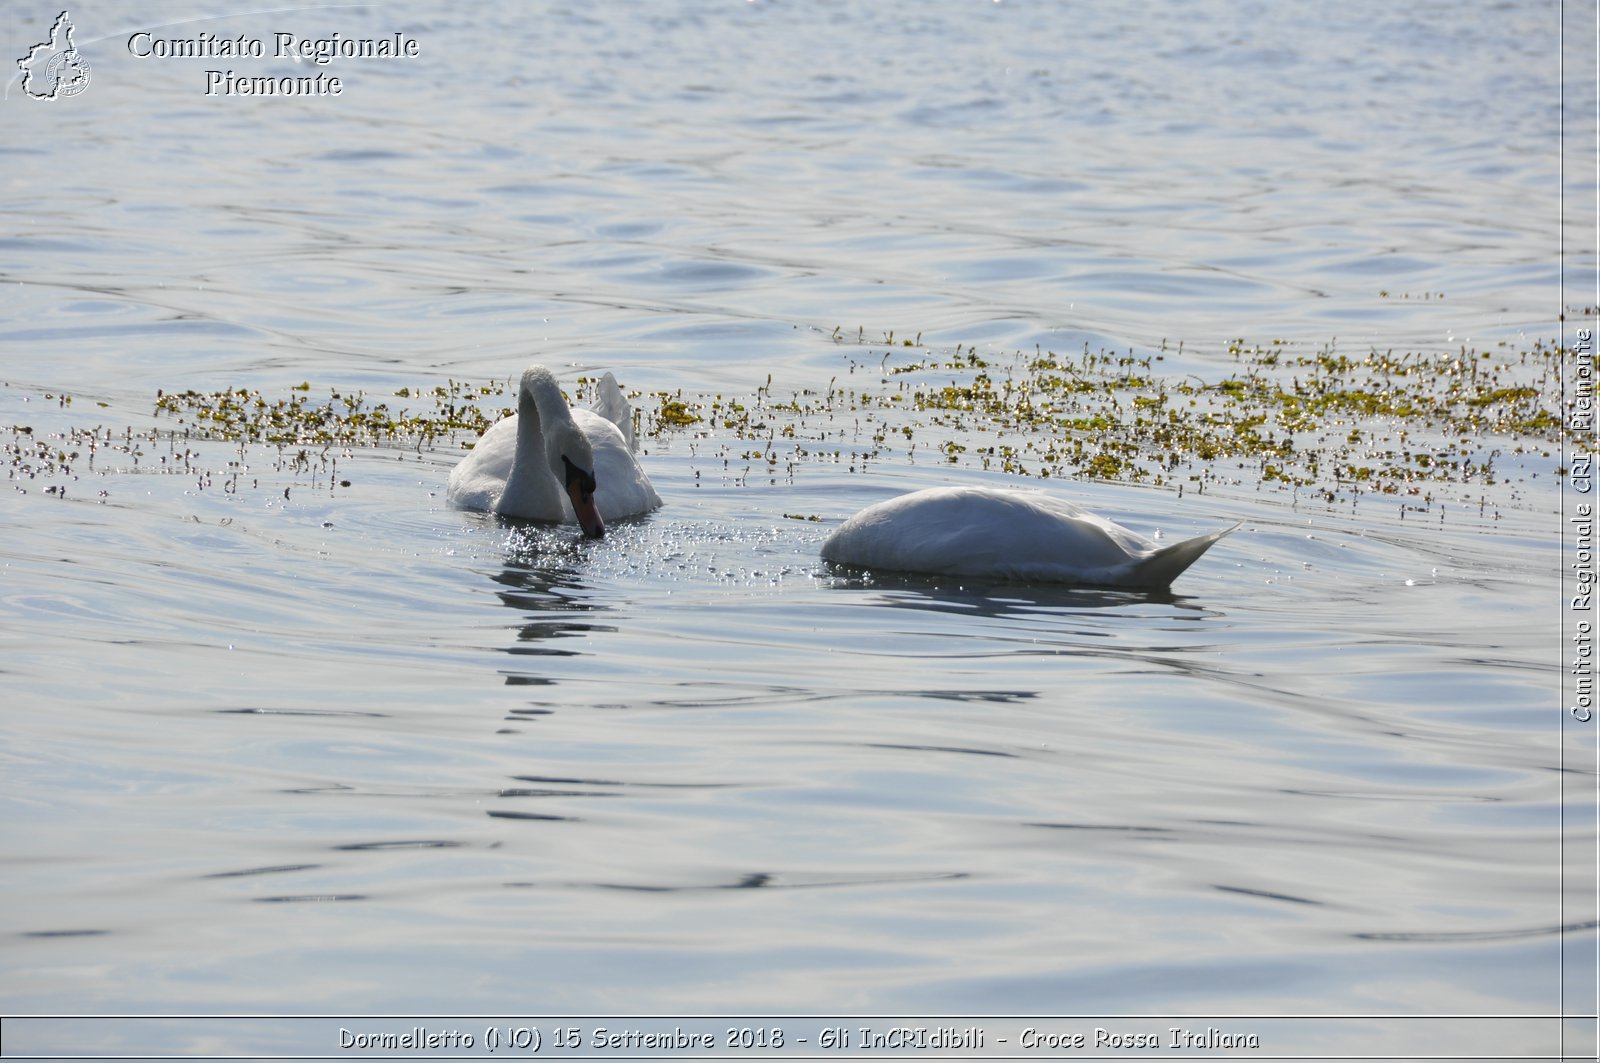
[447,365,661,537]
[820,486,1234,589]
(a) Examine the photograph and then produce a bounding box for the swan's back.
[821,486,1231,588]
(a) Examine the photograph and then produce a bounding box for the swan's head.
[537,418,602,538]
[559,451,605,538]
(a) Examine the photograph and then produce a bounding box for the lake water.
[2,0,1594,1058]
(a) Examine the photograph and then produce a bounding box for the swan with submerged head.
[821,485,1234,590]
[447,365,660,537]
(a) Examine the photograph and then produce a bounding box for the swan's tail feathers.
[1132,523,1239,589]
[591,372,637,450]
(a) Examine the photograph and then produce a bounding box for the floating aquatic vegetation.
[635,331,1568,507]
[152,378,507,448]
[17,330,1555,510]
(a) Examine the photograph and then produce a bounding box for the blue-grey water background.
[2,0,1594,1056]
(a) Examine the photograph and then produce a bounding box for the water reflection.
[501,870,972,893]
[815,563,1239,694]
[821,563,1223,620]
[479,522,619,677]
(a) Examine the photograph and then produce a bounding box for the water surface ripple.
[0,0,1581,1050]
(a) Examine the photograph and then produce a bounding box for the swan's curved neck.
[501,367,572,512]
[515,374,546,454]
[518,367,572,438]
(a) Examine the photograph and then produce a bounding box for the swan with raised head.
[447,365,660,537]
[821,485,1234,589]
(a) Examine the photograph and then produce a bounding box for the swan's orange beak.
[568,480,605,538]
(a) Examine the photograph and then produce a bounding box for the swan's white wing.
[573,408,662,520]
[446,413,521,513]
[590,371,637,451]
